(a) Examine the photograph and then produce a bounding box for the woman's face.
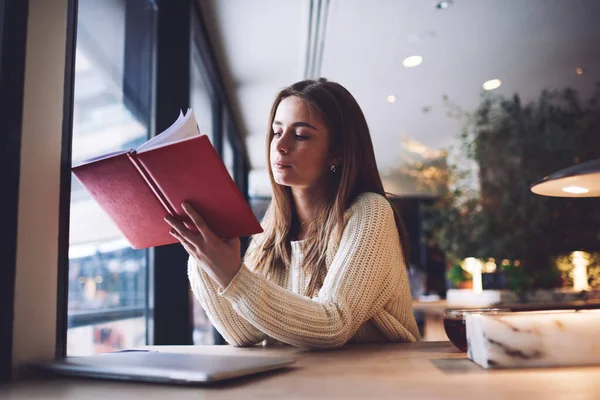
[270,96,333,190]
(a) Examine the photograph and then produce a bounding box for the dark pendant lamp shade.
[530,159,600,197]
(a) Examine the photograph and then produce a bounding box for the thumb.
[226,237,240,248]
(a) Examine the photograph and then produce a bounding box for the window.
[190,8,218,345]
[67,0,156,356]
[223,130,235,179]
[190,40,214,143]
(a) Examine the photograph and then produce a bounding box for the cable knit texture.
[188,192,420,349]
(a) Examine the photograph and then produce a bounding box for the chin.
[273,177,295,187]
[272,171,300,187]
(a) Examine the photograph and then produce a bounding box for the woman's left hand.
[165,202,241,288]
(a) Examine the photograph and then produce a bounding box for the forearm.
[219,264,393,349]
[187,257,266,347]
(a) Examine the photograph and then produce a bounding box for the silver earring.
[330,164,337,174]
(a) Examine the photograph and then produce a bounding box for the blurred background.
[64,0,600,354]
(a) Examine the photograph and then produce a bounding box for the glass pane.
[190,12,214,143]
[67,0,156,356]
[192,297,215,345]
[223,136,235,178]
[190,11,218,345]
[67,317,146,356]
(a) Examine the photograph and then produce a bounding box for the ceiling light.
[562,186,589,194]
[435,1,453,9]
[576,68,583,75]
[402,56,423,68]
[531,159,600,197]
[483,79,502,91]
[387,95,396,103]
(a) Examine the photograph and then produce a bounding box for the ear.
[330,157,341,166]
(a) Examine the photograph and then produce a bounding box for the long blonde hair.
[245,78,409,297]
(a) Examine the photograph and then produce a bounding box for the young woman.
[165,78,420,349]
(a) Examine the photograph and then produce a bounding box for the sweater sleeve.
[187,256,266,346]
[218,193,405,349]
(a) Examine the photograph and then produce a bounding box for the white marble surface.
[447,289,502,306]
[447,288,600,306]
[466,310,600,369]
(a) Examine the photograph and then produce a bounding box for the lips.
[274,162,291,169]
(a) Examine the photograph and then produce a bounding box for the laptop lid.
[31,350,295,385]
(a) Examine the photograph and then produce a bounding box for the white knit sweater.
[188,192,420,349]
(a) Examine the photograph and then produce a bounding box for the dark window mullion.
[55,0,78,359]
[0,0,30,382]
[151,0,193,346]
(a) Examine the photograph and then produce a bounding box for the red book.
[72,110,263,249]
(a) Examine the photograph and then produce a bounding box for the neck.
[290,185,327,240]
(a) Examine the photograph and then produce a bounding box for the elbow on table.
[227,337,264,347]
[300,328,354,350]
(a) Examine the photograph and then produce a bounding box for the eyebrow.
[272,120,319,131]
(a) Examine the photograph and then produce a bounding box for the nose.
[275,131,292,155]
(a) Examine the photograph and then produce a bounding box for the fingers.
[181,202,215,241]
[164,215,198,246]
[170,227,195,254]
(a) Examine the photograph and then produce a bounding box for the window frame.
[0,0,30,382]
[60,0,160,355]
[55,0,78,358]
[4,0,255,368]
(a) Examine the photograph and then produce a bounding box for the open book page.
[73,149,130,167]
[136,109,201,153]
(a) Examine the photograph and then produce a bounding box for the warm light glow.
[571,251,590,291]
[562,186,589,194]
[402,55,423,68]
[462,257,483,293]
[576,68,583,75]
[484,258,497,273]
[83,278,97,301]
[483,79,502,91]
[401,138,445,159]
[387,95,396,103]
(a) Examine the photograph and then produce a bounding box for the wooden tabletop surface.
[3,341,600,399]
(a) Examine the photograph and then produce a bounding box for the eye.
[272,131,282,137]
[295,135,309,141]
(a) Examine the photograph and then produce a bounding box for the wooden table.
[3,341,600,399]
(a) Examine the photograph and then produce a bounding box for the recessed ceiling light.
[387,95,396,103]
[402,56,423,68]
[435,1,453,9]
[563,186,589,194]
[483,79,502,91]
[576,68,583,75]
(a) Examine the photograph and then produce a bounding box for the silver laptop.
[31,350,295,385]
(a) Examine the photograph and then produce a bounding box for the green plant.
[426,84,600,291]
[446,262,471,287]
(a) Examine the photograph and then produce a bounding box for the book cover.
[72,110,263,249]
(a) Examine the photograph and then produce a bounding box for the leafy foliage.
[447,262,471,287]
[428,84,600,290]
